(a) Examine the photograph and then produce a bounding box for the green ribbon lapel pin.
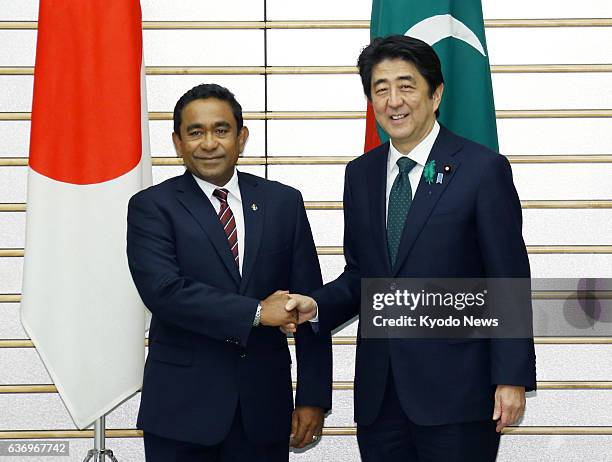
[423,160,436,184]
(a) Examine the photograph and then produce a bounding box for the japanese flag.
[21,0,151,429]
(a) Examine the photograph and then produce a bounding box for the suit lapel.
[367,143,393,275]
[176,172,241,286]
[392,126,463,276]
[238,172,264,293]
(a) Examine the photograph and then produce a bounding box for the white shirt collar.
[388,120,440,168]
[192,168,242,203]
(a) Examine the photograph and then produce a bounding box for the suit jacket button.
[240,353,246,359]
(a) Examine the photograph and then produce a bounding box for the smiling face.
[172,97,249,186]
[370,58,443,154]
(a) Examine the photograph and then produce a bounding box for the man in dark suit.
[286,36,536,461]
[127,84,332,461]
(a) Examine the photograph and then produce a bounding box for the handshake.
[259,291,318,333]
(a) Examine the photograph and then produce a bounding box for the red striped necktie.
[212,188,239,268]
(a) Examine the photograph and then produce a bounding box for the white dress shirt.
[192,168,245,275]
[385,121,440,225]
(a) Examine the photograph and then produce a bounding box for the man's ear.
[172,132,183,158]
[237,126,249,154]
[432,83,444,113]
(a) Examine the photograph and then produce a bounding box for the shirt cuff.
[308,301,319,323]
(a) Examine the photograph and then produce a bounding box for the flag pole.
[94,417,108,459]
[82,416,119,462]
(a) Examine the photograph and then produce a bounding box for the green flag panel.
[370,0,499,152]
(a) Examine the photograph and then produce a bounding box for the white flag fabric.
[21,0,151,429]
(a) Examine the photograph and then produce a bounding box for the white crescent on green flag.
[367,0,499,152]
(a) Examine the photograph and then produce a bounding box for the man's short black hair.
[357,35,444,102]
[173,83,244,137]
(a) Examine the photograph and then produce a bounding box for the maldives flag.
[20,0,151,429]
[365,0,498,153]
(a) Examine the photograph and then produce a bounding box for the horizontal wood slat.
[1,290,611,304]
[3,200,612,212]
[1,427,612,439]
[2,246,612,257]
[1,19,612,30]
[2,381,612,394]
[314,246,612,256]
[3,64,612,75]
[2,110,612,121]
[2,155,612,167]
[1,337,612,348]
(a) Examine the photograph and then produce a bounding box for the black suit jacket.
[127,171,332,446]
[312,125,536,426]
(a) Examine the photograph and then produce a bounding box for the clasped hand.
[259,292,317,333]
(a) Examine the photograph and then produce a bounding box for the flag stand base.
[82,416,119,461]
[83,449,118,462]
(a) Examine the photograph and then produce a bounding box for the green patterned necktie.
[387,156,417,266]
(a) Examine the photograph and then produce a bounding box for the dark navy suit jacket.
[312,125,536,426]
[127,171,332,446]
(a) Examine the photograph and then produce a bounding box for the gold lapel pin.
[251,203,258,211]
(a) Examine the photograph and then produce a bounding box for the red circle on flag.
[29,1,143,185]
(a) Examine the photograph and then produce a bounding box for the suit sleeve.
[310,163,362,333]
[126,192,258,347]
[290,191,333,410]
[476,154,537,391]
